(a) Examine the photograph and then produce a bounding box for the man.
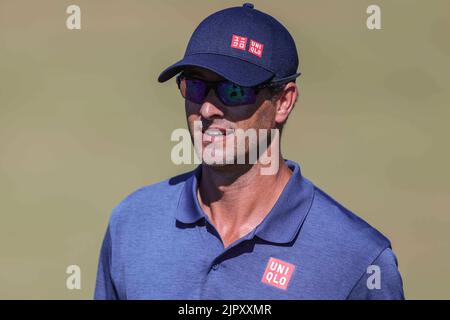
[95,3,404,299]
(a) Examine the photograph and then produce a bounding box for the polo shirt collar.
[176,164,205,224]
[176,160,315,244]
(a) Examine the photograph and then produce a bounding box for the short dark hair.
[267,80,297,100]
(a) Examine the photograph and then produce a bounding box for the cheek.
[238,101,276,130]
[185,101,200,116]
[185,103,201,125]
[222,96,271,126]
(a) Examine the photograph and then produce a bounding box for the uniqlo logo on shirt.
[261,257,295,290]
[230,34,247,51]
[248,39,264,58]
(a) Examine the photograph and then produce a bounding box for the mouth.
[202,127,235,142]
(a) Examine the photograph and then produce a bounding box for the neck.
[197,156,292,248]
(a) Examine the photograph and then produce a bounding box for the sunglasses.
[176,73,276,107]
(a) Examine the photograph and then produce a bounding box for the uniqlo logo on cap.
[248,39,264,58]
[261,257,295,290]
[230,34,247,51]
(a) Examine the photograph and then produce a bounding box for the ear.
[274,82,298,126]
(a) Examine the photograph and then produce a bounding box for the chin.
[202,161,229,168]
[201,149,252,167]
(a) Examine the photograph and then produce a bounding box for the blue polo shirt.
[94,160,404,299]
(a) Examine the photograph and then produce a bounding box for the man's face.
[183,67,279,166]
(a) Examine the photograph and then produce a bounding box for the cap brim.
[157,53,274,87]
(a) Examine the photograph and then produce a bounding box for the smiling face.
[182,66,296,167]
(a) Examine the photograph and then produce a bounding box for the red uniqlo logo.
[230,34,248,51]
[248,39,264,58]
[261,257,295,290]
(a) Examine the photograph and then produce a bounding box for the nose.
[199,88,224,120]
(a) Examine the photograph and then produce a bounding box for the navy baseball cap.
[157,3,301,87]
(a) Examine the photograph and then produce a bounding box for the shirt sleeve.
[94,226,119,300]
[347,247,405,300]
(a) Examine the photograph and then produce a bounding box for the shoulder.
[304,182,392,255]
[295,179,400,296]
[298,182,402,298]
[107,170,195,234]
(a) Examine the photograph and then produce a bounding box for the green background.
[1,0,449,299]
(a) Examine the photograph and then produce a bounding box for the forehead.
[183,66,225,81]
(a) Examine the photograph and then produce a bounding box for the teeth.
[205,129,224,136]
